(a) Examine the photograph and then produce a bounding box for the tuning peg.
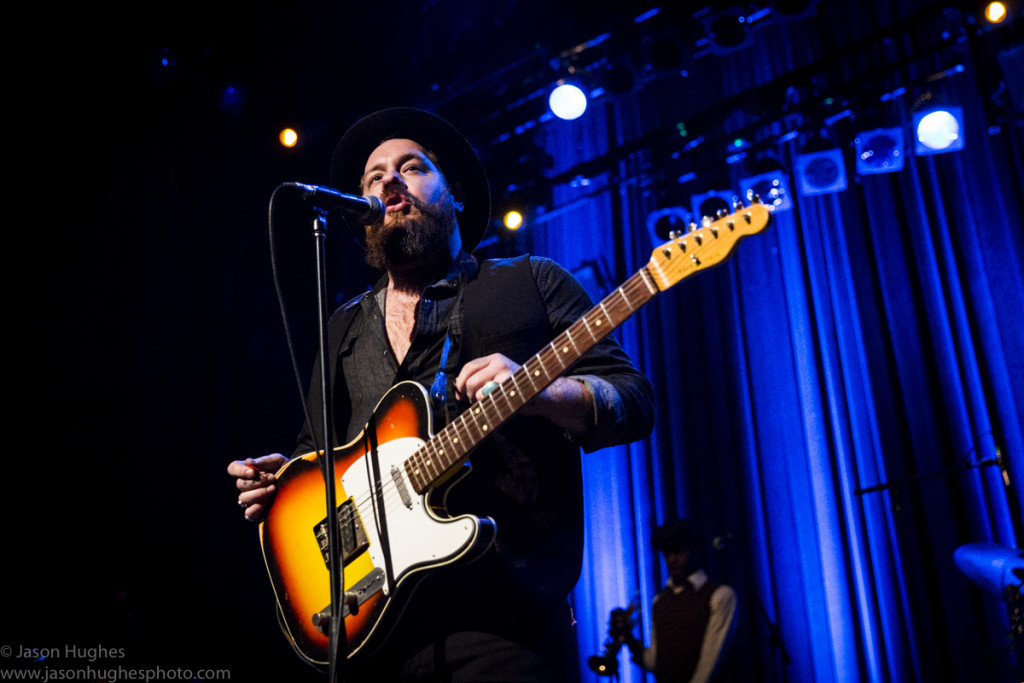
[689,220,699,232]
[700,216,712,228]
[733,198,746,210]
[668,230,680,240]
[717,208,728,218]
[747,190,763,204]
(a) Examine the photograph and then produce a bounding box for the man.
[227,108,654,682]
[618,519,737,683]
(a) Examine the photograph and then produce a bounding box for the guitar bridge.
[313,498,369,568]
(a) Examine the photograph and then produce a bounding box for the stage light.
[646,207,690,245]
[796,149,848,195]
[279,128,298,148]
[709,11,748,51]
[914,106,965,155]
[504,210,524,230]
[689,191,734,223]
[739,172,792,212]
[854,127,905,175]
[985,2,1007,23]
[549,83,588,120]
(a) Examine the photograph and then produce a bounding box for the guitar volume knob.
[312,609,331,634]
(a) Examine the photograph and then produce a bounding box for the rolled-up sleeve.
[530,257,655,451]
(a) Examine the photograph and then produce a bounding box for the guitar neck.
[402,200,773,493]
[404,267,659,493]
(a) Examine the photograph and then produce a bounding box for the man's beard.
[364,189,459,271]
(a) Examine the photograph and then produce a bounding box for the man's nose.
[381,170,406,190]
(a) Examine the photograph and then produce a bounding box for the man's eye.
[403,164,424,173]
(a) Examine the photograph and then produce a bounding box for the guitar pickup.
[314,498,370,569]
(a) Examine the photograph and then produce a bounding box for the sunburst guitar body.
[259,382,495,666]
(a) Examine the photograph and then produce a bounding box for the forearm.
[520,376,593,433]
[567,372,653,452]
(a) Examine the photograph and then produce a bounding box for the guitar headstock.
[646,197,772,292]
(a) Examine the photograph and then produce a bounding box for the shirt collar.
[667,568,708,593]
[426,250,477,296]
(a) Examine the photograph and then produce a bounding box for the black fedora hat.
[330,107,491,252]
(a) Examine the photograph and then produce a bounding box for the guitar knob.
[344,591,361,616]
[312,609,331,634]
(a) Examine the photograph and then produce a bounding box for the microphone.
[284,182,385,224]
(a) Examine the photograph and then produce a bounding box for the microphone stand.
[310,208,347,682]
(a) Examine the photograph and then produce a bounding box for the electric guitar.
[259,200,772,666]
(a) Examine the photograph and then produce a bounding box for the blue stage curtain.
[523,5,1023,682]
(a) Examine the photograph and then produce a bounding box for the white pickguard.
[340,436,481,595]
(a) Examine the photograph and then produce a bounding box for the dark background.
[8,2,1023,682]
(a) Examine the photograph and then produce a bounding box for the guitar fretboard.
[404,266,659,493]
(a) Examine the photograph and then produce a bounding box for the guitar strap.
[429,273,467,420]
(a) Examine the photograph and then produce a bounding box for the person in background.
[618,519,737,683]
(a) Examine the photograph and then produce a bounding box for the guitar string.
[310,214,762,563]
[330,269,657,528]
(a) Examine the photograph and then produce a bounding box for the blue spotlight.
[738,172,792,212]
[646,207,690,245]
[914,106,965,155]
[796,149,848,195]
[854,127,905,175]
[689,191,733,222]
[549,83,588,120]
